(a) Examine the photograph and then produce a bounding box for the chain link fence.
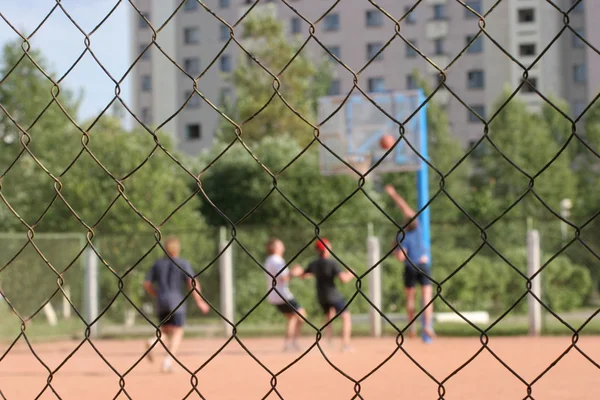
[0,0,598,398]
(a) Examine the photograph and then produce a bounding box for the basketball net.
[346,154,372,176]
[347,153,384,192]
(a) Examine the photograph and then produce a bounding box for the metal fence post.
[219,227,234,336]
[63,285,71,319]
[84,247,99,338]
[367,235,382,338]
[527,230,542,336]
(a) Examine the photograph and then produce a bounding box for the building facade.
[131,0,596,154]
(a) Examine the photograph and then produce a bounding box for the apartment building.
[131,0,597,155]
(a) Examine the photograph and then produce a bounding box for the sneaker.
[283,341,301,352]
[145,339,154,363]
[423,326,436,339]
[161,356,173,373]
[341,345,354,353]
[421,333,433,344]
[291,341,302,352]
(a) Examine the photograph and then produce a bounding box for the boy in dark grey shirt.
[293,238,354,351]
[143,236,209,372]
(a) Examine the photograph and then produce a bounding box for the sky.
[0,0,130,122]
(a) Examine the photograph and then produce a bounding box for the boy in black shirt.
[293,238,354,351]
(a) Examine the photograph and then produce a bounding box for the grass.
[1,302,598,343]
[0,305,87,342]
[224,316,600,339]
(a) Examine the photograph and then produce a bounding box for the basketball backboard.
[317,90,427,177]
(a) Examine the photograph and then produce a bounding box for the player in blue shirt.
[143,236,210,372]
[385,185,435,343]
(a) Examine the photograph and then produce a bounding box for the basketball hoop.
[346,154,371,176]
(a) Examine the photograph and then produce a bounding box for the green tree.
[471,90,577,251]
[0,40,212,321]
[567,101,600,295]
[0,40,82,230]
[578,101,600,213]
[199,135,381,228]
[218,14,333,146]
[0,39,201,233]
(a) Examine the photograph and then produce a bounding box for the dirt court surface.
[0,335,598,399]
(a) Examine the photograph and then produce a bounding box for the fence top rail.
[0,232,86,240]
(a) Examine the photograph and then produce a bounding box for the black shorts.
[275,299,302,315]
[158,311,185,327]
[404,263,432,288]
[319,299,347,315]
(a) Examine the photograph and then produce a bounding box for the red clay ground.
[0,336,598,399]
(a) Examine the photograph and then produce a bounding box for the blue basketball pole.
[416,89,432,340]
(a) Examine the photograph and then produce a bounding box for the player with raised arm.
[264,237,307,352]
[384,185,435,343]
[292,238,354,352]
[143,236,210,372]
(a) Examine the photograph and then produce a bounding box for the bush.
[501,247,592,312]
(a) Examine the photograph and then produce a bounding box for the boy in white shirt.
[264,237,306,351]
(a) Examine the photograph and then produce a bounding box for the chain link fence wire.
[0,0,598,398]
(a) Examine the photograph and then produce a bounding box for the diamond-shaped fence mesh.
[0,0,598,398]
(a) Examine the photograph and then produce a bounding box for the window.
[220,87,233,105]
[406,75,417,90]
[184,0,198,11]
[328,46,341,59]
[433,4,446,20]
[186,124,201,140]
[186,91,201,108]
[572,29,585,48]
[573,64,587,82]
[328,79,341,96]
[432,74,444,88]
[406,40,417,57]
[141,108,151,124]
[468,105,485,122]
[184,27,200,44]
[324,14,340,31]
[291,17,302,34]
[140,44,151,60]
[366,10,383,27]
[434,38,445,55]
[405,6,416,24]
[466,35,483,53]
[521,77,538,93]
[572,0,584,13]
[220,25,230,41]
[518,8,535,23]
[139,13,150,29]
[220,54,232,72]
[467,70,484,89]
[367,42,384,60]
[367,77,385,93]
[219,0,230,8]
[184,57,201,75]
[519,43,536,56]
[465,1,482,18]
[141,75,152,91]
[573,101,586,116]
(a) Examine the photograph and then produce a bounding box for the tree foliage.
[0,40,202,233]
[199,136,381,229]
[218,13,333,146]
